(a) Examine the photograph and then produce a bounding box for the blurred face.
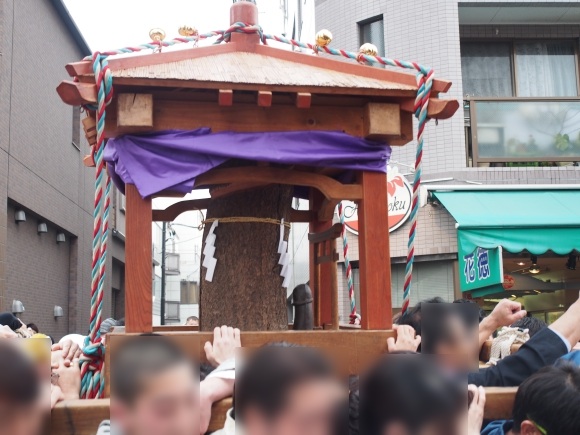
[113,363,199,435]
[435,315,478,372]
[245,378,345,435]
[186,318,198,326]
[0,401,45,435]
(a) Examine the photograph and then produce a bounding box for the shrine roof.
[111,50,416,92]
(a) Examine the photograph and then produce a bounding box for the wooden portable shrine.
[51,1,523,432]
[57,0,458,334]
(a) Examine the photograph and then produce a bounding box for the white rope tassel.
[278,219,292,288]
[488,326,530,365]
[202,220,219,282]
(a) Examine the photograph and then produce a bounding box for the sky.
[63,0,286,53]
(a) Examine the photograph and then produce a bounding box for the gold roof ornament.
[149,28,166,53]
[178,26,199,37]
[358,43,379,64]
[315,29,333,47]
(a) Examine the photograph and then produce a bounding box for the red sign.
[341,171,413,235]
[503,274,515,290]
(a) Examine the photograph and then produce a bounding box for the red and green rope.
[338,202,357,323]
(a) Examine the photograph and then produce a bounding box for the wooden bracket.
[218,89,233,106]
[296,92,312,109]
[363,102,401,141]
[117,94,154,129]
[82,116,97,146]
[257,90,272,107]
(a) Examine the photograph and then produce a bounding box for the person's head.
[421,302,479,371]
[185,316,199,326]
[111,334,199,435]
[396,297,445,336]
[511,316,547,338]
[511,363,580,434]
[235,344,345,435]
[26,323,40,334]
[452,299,487,323]
[359,354,465,435]
[0,341,45,435]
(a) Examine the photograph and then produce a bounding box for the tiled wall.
[0,0,108,336]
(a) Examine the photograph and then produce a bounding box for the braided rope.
[80,52,113,399]
[338,202,357,323]
[201,217,291,229]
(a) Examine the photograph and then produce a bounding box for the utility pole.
[160,221,167,325]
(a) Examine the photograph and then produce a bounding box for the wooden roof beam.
[400,98,459,120]
[194,167,362,203]
[56,80,97,106]
[153,197,315,223]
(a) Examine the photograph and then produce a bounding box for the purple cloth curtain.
[104,129,391,198]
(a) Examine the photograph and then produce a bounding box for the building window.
[461,40,578,98]
[461,42,513,97]
[514,41,577,97]
[359,16,385,58]
[72,106,81,150]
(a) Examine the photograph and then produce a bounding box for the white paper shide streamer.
[202,220,219,282]
[278,219,292,288]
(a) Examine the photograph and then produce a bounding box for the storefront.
[428,186,580,320]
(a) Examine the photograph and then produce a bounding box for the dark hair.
[453,299,487,323]
[26,323,39,333]
[359,354,464,435]
[111,335,196,404]
[396,297,445,336]
[512,363,580,434]
[0,312,23,331]
[421,302,478,354]
[200,363,214,381]
[234,345,335,422]
[186,316,199,322]
[0,341,40,406]
[511,316,547,338]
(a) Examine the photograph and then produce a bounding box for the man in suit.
[397,296,580,386]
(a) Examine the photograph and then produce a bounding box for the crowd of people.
[1,296,580,435]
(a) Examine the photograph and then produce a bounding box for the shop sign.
[341,170,412,235]
[460,246,504,292]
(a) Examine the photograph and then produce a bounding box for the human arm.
[548,296,580,350]
[0,324,17,339]
[479,299,527,349]
[200,377,235,435]
[466,385,486,435]
[468,296,580,386]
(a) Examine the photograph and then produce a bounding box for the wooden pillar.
[309,190,333,327]
[329,238,339,330]
[125,184,153,333]
[357,171,392,329]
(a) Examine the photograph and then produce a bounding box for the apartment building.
[316,0,580,321]
[0,0,125,338]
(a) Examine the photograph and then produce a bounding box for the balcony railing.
[464,98,580,167]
